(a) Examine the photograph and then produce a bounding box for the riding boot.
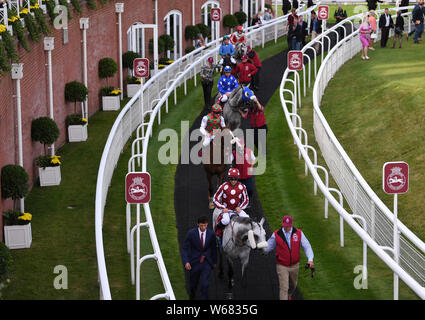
[216,221,225,230]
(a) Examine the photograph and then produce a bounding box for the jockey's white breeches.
[220,94,229,103]
[202,134,216,147]
[221,210,249,225]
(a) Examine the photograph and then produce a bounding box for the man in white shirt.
[379,8,394,47]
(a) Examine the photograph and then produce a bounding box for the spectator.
[287,8,299,50]
[251,12,262,28]
[378,8,394,47]
[263,8,273,21]
[232,54,258,86]
[288,16,303,50]
[359,15,372,60]
[334,5,347,40]
[231,139,256,201]
[368,10,377,50]
[307,0,314,8]
[219,35,235,57]
[298,15,309,47]
[247,46,262,90]
[310,11,323,53]
[282,0,292,15]
[200,57,220,108]
[293,0,299,10]
[393,11,405,48]
[181,216,217,300]
[367,0,383,11]
[265,215,314,300]
[408,1,424,43]
[195,33,205,49]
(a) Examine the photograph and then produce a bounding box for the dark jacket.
[379,13,394,29]
[334,9,347,23]
[395,15,404,31]
[288,24,303,42]
[310,17,322,34]
[282,0,291,15]
[412,4,424,23]
[181,228,217,268]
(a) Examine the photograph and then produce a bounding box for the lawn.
[319,39,425,242]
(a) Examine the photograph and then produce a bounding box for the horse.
[234,42,247,62]
[215,85,256,131]
[212,208,268,289]
[202,128,235,209]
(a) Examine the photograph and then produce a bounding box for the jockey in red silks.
[213,168,249,235]
[230,26,247,45]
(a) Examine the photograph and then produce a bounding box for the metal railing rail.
[95,3,320,300]
[280,6,425,299]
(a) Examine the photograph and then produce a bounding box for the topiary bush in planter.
[159,34,175,56]
[31,117,60,156]
[65,81,88,114]
[196,23,210,39]
[185,25,200,41]
[234,11,247,26]
[98,57,118,87]
[1,164,29,210]
[223,14,238,33]
[122,50,140,76]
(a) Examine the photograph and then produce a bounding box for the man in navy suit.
[181,216,217,300]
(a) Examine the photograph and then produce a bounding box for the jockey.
[230,26,247,45]
[239,86,261,119]
[213,168,249,233]
[199,103,226,147]
[217,66,238,104]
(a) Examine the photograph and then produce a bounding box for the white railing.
[280,6,425,299]
[95,3,320,300]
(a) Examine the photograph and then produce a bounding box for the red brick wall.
[0,0,241,242]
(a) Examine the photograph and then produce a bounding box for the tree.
[64,81,88,114]
[31,117,60,156]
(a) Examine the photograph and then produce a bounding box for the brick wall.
[0,0,244,242]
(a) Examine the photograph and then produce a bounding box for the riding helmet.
[224,66,232,73]
[212,103,222,113]
[237,26,243,31]
[228,168,240,178]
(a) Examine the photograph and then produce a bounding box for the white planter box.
[102,95,120,111]
[4,223,32,249]
[127,84,140,97]
[68,123,88,142]
[39,166,61,187]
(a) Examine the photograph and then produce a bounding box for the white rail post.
[44,37,55,156]
[393,193,400,300]
[116,3,124,100]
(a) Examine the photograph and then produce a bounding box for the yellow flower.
[166,60,174,64]
[8,16,19,23]
[158,64,165,68]
[110,89,122,95]
[136,78,141,83]
[0,24,6,33]
[50,155,62,165]
[81,118,88,122]
[30,4,40,9]
[20,8,29,15]
[18,212,32,221]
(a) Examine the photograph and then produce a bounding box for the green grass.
[1,36,288,300]
[320,39,425,242]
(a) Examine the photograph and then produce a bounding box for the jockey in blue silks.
[217,66,238,104]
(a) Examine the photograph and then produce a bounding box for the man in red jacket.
[247,46,262,90]
[265,216,314,300]
[231,139,256,200]
[232,54,257,86]
[247,95,267,154]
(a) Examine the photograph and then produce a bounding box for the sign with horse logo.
[125,172,151,203]
[133,58,149,78]
[383,162,409,194]
[211,8,221,21]
[318,5,329,20]
[287,51,303,70]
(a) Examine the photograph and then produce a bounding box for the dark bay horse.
[202,128,234,209]
[212,208,268,289]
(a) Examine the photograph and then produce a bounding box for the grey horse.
[212,208,268,289]
[234,42,247,62]
[216,85,254,131]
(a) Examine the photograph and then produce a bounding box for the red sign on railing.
[133,58,149,78]
[318,5,329,20]
[211,8,221,21]
[383,162,409,194]
[125,172,151,204]
[287,51,303,70]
